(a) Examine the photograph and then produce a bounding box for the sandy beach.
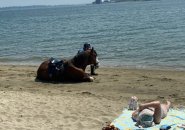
[0,65,185,130]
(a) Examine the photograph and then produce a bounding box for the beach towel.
[111,109,185,130]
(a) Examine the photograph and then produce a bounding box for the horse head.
[72,47,99,70]
[88,47,99,66]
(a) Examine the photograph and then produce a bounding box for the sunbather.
[132,100,171,126]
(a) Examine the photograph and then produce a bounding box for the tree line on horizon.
[93,0,155,4]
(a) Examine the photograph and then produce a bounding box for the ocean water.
[0,0,185,70]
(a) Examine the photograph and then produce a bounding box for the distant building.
[104,0,110,2]
[97,0,103,4]
[92,0,112,4]
[93,0,103,4]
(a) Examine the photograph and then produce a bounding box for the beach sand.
[0,65,185,130]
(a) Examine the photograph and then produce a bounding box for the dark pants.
[90,65,96,75]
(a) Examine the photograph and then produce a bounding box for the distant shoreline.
[0,4,86,9]
[0,0,158,9]
[92,0,158,4]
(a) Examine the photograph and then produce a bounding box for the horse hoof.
[89,76,94,82]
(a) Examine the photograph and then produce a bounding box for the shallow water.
[0,0,185,70]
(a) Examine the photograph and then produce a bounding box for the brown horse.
[36,48,98,82]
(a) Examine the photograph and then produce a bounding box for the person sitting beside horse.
[132,100,171,128]
[37,47,98,82]
[78,43,99,75]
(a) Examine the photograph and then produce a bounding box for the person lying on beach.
[132,100,171,128]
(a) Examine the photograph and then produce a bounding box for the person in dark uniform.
[78,43,99,75]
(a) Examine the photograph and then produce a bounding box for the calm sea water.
[0,0,185,70]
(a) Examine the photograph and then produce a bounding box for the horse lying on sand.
[36,48,98,82]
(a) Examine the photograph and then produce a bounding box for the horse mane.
[71,51,88,69]
[70,49,97,69]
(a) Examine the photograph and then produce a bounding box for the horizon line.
[0,3,93,9]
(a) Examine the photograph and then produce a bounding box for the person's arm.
[132,109,139,121]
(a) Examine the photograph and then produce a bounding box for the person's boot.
[91,65,98,75]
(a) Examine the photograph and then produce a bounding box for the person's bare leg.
[139,101,162,124]
[161,101,171,119]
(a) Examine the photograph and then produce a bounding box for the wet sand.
[0,65,185,130]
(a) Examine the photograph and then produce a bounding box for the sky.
[0,0,94,7]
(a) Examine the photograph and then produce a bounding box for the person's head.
[136,109,154,128]
[83,43,91,51]
[137,114,154,128]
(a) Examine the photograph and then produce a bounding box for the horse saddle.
[48,57,64,78]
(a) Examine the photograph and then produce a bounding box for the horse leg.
[65,65,94,82]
